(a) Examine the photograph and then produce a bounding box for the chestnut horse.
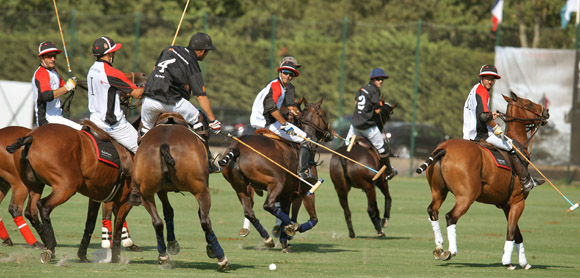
[6,123,133,263]
[0,126,44,247]
[131,113,230,270]
[220,98,333,252]
[416,93,549,270]
[329,101,395,238]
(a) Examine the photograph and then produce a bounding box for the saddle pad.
[81,130,120,169]
[479,146,510,171]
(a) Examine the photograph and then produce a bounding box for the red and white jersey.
[32,66,65,126]
[250,78,286,128]
[87,60,136,126]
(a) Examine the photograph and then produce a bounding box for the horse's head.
[298,98,333,143]
[374,96,397,130]
[124,72,147,87]
[502,92,549,126]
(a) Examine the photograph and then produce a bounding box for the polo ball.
[269,263,277,271]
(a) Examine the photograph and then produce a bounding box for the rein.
[296,105,332,143]
[497,101,547,151]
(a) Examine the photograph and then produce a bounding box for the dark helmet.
[370,68,389,80]
[92,36,122,57]
[38,41,62,57]
[478,64,501,79]
[187,32,216,51]
[277,60,300,77]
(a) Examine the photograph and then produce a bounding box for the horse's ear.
[317,98,324,106]
[502,94,511,102]
[303,98,309,106]
[510,91,519,101]
[296,96,304,106]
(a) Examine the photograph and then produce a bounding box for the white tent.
[0,80,33,128]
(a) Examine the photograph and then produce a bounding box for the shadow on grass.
[442,262,572,270]
[242,242,350,253]
[355,235,411,240]
[131,259,255,271]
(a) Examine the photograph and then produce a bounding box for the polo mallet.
[171,0,191,46]
[296,133,386,181]
[227,133,324,195]
[52,0,75,118]
[503,135,579,212]
[332,131,357,152]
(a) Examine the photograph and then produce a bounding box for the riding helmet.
[280,56,302,69]
[478,64,501,79]
[38,41,62,57]
[277,60,300,77]
[92,36,122,57]
[187,32,217,51]
[370,68,389,80]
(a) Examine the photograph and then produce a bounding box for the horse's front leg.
[8,182,41,247]
[77,200,101,263]
[111,199,133,264]
[25,187,46,248]
[263,183,295,234]
[502,202,531,270]
[236,188,273,247]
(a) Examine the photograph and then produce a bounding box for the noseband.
[497,100,548,146]
[297,105,332,143]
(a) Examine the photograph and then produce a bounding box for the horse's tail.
[159,144,176,174]
[218,147,240,167]
[6,136,32,154]
[416,148,446,174]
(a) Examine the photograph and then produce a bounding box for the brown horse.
[220,98,332,252]
[416,92,549,270]
[329,101,395,238]
[6,123,133,263]
[131,113,230,270]
[0,126,44,247]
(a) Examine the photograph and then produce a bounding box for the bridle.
[497,99,549,147]
[297,104,333,143]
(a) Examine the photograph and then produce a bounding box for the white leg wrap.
[243,217,251,230]
[121,227,133,248]
[101,227,111,249]
[429,218,444,247]
[516,242,529,267]
[502,240,515,265]
[447,224,457,255]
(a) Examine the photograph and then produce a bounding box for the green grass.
[0,169,579,277]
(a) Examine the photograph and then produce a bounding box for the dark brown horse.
[220,98,332,252]
[131,113,230,270]
[416,92,549,270]
[6,123,133,263]
[0,126,44,247]
[329,101,396,238]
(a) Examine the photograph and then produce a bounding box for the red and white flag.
[492,0,504,32]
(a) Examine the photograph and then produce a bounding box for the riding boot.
[379,151,397,180]
[298,143,316,183]
[509,141,543,192]
[196,127,221,174]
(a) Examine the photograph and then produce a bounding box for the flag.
[561,0,579,29]
[491,0,504,32]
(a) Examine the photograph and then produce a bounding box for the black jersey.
[144,46,206,105]
[351,82,381,129]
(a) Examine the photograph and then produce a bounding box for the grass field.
[0,167,578,277]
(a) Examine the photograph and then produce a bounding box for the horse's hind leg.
[236,188,274,247]
[37,187,77,263]
[501,203,530,270]
[158,191,180,255]
[363,187,384,237]
[195,187,230,270]
[111,197,133,263]
[426,164,449,260]
[376,181,392,228]
[78,200,101,263]
[0,181,12,246]
[141,194,169,265]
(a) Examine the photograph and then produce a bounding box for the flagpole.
[495,23,501,46]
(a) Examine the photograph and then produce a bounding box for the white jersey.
[32,66,63,126]
[462,84,479,140]
[87,60,136,126]
[250,79,286,128]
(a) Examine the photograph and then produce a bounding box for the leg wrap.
[242,217,251,230]
[14,216,36,245]
[251,219,270,239]
[447,224,457,255]
[102,219,112,249]
[165,217,176,242]
[516,242,528,267]
[121,222,133,248]
[205,231,225,260]
[0,218,9,240]
[299,219,317,233]
[429,218,444,246]
[272,207,291,226]
[502,240,515,265]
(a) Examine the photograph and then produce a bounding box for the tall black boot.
[196,127,221,174]
[379,152,397,180]
[298,143,316,183]
[509,141,542,192]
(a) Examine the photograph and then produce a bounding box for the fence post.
[201,12,208,77]
[133,11,141,72]
[337,17,348,139]
[269,15,277,80]
[409,19,422,177]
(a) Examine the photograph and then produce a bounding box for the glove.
[280,123,295,136]
[64,76,77,91]
[209,119,222,134]
[493,124,503,135]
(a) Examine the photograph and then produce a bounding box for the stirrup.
[386,169,398,180]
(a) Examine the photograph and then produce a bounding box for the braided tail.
[218,148,240,167]
[160,144,175,174]
[6,136,32,154]
[416,149,446,174]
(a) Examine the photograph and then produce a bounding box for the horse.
[0,126,44,247]
[130,113,230,270]
[415,92,549,270]
[6,123,134,263]
[220,98,333,252]
[329,101,396,238]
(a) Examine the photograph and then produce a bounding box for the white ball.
[269,263,277,271]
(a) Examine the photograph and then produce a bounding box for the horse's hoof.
[2,238,13,246]
[506,264,517,270]
[158,253,170,265]
[206,244,217,259]
[433,247,444,260]
[522,264,532,270]
[40,250,53,264]
[264,236,275,248]
[281,247,291,253]
[78,255,89,263]
[377,230,385,238]
[271,225,281,238]
[284,222,300,237]
[218,257,231,271]
[168,240,180,255]
[349,232,356,239]
[381,218,389,228]
[239,228,250,237]
[31,241,44,249]
[441,251,455,261]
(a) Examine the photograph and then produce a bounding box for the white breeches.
[266,122,306,143]
[345,125,385,153]
[90,116,139,154]
[141,97,200,135]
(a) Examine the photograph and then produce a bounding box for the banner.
[0,80,33,128]
[493,46,574,165]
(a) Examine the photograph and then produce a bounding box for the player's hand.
[493,124,503,135]
[209,119,222,134]
[64,76,77,91]
[280,123,295,136]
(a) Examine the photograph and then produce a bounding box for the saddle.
[81,120,133,177]
[254,128,300,151]
[155,112,189,127]
[473,140,511,171]
[350,137,381,159]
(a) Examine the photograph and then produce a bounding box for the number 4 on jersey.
[157,58,176,73]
